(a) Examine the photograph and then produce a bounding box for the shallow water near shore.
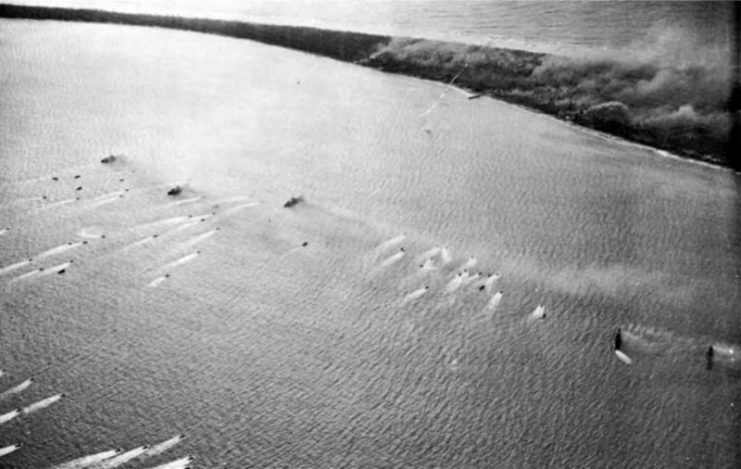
[1,20,739,468]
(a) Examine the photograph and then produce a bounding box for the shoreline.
[1,3,737,170]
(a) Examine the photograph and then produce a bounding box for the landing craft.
[614,327,622,351]
[706,345,714,370]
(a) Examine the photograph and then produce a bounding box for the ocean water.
[0,14,739,469]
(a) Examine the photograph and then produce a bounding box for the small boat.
[167,186,183,196]
[284,195,304,208]
[100,155,117,164]
[468,94,482,100]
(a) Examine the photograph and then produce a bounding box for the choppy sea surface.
[0,15,740,469]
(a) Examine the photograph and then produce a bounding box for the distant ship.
[284,195,304,208]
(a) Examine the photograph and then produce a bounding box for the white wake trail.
[445,273,464,293]
[0,378,32,399]
[374,234,406,257]
[221,201,260,217]
[484,273,501,292]
[403,286,430,304]
[37,242,84,259]
[21,393,63,415]
[440,247,453,265]
[527,304,546,321]
[157,252,201,273]
[143,456,192,469]
[0,409,20,425]
[0,444,20,458]
[0,259,32,276]
[380,249,406,267]
[52,449,120,469]
[91,446,147,469]
[142,435,183,458]
[147,276,168,288]
[181,229,217,248]
[486,291,503,310]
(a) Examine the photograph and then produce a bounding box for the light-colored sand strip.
[21,393,63,415]
[142,456,192,469]
[0,444,21,458]
[0,378,32,399]
[52,449,120,469]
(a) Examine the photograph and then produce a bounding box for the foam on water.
[0,444,21,458]
[21,393,64,415]
[52,449,120,469]
[142,456,192,469]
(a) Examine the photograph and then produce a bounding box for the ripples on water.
[0,19,739,468]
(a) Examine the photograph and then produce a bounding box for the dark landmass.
[1,3,737,168]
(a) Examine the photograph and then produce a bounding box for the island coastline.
[1,3,737,170]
